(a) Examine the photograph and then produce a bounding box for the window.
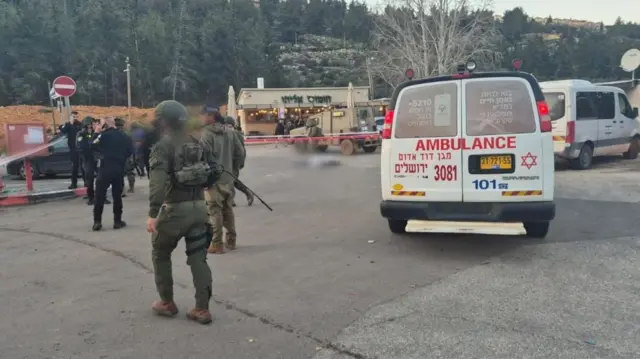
[394,82,458,138]
[618,93,634,118]
[543,92,566,121]
[577,92,615,120]
[466,79,536,136]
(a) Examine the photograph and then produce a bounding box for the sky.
[366,0,639,25]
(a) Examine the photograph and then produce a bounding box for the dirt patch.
[0,104,226,152]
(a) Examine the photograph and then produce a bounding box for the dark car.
[6,135,82,179]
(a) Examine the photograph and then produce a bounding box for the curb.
[0,187,87,207]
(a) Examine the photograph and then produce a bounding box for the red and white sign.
[52,76,76,97]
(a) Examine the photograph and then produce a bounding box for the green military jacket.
[200,123,244,185]
[148,133,205,218]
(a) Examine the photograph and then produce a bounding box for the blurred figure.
[225,116,254,207]
[91,117,133,231]
[58,111,83,189]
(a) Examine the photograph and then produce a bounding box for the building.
[236,86,370,134]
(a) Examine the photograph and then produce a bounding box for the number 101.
[472,179,508,190]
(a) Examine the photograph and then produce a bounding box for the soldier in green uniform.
[147,100,213,324]
[304,118,328,152]
[224,116,254,207]
[200,107,244,254]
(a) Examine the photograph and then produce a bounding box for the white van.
[540,80,640,169]
[380,68,555,238]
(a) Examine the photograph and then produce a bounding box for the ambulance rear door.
[386,80,463,202]
[460,77,546,202]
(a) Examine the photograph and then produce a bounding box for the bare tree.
[164,0,188,100]
[370,0,501,88]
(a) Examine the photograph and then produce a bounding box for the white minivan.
[380,68,555,238]
[541,80,640,169]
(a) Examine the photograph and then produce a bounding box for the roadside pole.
[125,57,132,123]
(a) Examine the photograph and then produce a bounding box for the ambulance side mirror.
[633,107,639,119]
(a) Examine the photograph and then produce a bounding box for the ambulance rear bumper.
[380,201,555,222]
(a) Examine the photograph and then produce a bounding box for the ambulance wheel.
[363,145,377,153]
[523,221,549,238]
[570,143,593,170]
[623,137,640,160]
[340,139,355,155]
[388,219,408,234]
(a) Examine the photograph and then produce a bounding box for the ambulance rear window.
[394,82,458,138]
[465,79,536,136]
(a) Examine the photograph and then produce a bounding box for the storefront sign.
[281,95,332,105]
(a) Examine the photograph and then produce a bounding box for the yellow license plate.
[480,155,512,170]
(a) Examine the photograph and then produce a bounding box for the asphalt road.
[0,146,638,359]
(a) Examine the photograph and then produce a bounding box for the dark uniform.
[58,119,84,188]
[92,125,134,231]
[76,117,98,204]
[141,121,162,178]
[115,118,136,195]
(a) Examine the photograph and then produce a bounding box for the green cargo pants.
[152,201,212,309]
[205,183,236,247]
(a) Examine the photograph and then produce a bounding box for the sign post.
[53,76,77,126]
[405,68,415,81]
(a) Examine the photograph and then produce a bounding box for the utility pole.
[366,57,375,99]
[124,57,132,123]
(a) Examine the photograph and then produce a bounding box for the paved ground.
[0,147,638,359]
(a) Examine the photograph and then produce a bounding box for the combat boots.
[225,239,237,251]
[208,243,224,254]
[152,300,178,317]
[187,308,212,324]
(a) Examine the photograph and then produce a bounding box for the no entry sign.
[53,76,77,97]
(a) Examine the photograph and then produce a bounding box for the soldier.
[115,118,136,195]
[92,117,133,231]
[200,106,244,254]
[147,100,213,324]
[224,116,254,207]
[77,116,97,205]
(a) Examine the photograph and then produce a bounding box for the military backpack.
[169,136,212,188]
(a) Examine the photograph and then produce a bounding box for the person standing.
[147,100,213,324]
[224,116,253,207]
[141,119,162,178]
[115,118,136,194]
[77,116,98,205]
[200,106,244,254]
[130,122,147,177]
[91,117,133,231]
[58,111,83,189]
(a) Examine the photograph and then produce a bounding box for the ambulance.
[380,62,555,238]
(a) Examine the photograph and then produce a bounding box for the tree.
[370,0,501,88]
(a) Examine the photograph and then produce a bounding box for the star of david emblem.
[521,152,538,170]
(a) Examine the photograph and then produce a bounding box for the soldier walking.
[224,116,254,207]
[147,100,213,324]
[200,106,244,254]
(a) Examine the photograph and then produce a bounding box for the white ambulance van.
[540,80,640,169]
[380,64,555,238]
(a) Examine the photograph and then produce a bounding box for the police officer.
[77,116,98,205]
[58,111,83,189]
[115,118,136,195]
[92,117,133,231]
[147,100,213,324]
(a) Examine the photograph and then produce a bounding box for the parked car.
[5,135,81,179]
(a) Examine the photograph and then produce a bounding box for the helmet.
[82,116,95,127]
[305,118,317,127]
[155,100,188,129]
[224,116,236,126]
